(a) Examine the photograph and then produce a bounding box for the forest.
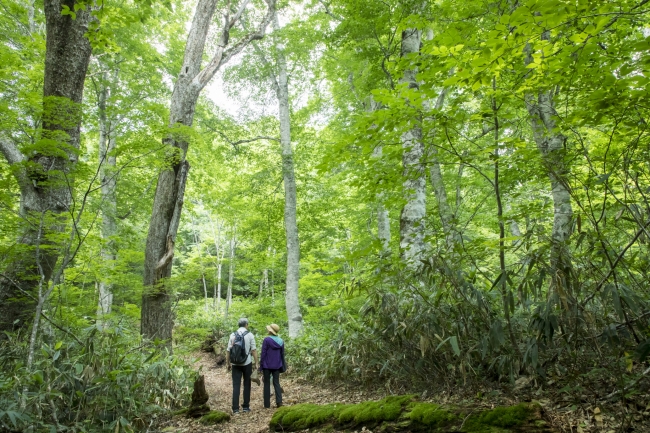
[1,0,650,431]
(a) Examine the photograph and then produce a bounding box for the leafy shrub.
[0,327,194,432]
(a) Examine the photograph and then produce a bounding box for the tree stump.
[187,375,210,418]
[213,344,226,366]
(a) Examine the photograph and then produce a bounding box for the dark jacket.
[260,336,284,370]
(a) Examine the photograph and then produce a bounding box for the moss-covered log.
[269,395,553,432]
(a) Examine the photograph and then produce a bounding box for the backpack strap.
[241,331,250,356]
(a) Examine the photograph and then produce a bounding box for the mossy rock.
[269,396,552,432]
[199,410,230,425]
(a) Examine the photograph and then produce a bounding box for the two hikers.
[227,318,285,413]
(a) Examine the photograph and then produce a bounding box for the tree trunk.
[368,98,391,257]
[0,0,92,335]
[398,26,427,268]
[524,42,573,295]
[272,12,303,338]
[209,215,224,310]
[141,0,275,347]
[259,268,269,297]
[426,88,462,251]
[217,263,223,310]
[192,217,209,310]
[97,68,118,328]
[226,226,236,316]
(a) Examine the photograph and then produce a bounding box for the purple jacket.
[259,336,285,370]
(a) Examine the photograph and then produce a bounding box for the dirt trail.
[159,352,373,433]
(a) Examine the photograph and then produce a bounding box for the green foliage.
[199,410,230,425]
[0,328,194,432]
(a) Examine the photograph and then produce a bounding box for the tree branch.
[195,0,276,89]
[252,42,280,92]
[202,122,279,149]
[0,134,25,165]
[317,0,343,21]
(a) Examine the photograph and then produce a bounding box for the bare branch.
[195,0,276,89]
[202,122,279,149]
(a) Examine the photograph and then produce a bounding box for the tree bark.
[524,42,573,294]
[271,12,303,338]
[97,67,118,328]
[427,88,462,251]
[209,215,224,310]
[226,225,236,316]
[141,0,275,347]
[368,97,391,257]
[192,217,209,310]
[0,0,92,335]
[398,26,427,268]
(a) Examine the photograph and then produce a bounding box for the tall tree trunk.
[140,0,275,348]
[0,0,92,335]
[492,81,520,357]
[368,97,391,257]
[270,248,276,301]
[97,68,118,328]
[192,216,209,310]
[27,0,36,34]
[524,41,573,295]
[217,262,223,309]
[426,88,462,251]
[259,267,269,297]
[226,225,236,316]
[209,215,224,310]
[271,12,303,338]
[398,26,427,268]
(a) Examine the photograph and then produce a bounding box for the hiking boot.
[232,409,240,414]
[243,408,252,413]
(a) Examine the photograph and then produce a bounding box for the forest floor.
[156,352,649,432]
[157,352,385,433]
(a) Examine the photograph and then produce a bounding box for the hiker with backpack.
[258,323,286,409]
[226,318,258,414]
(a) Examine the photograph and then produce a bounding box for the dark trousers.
[232,363,252,411]
[263,369,282,408]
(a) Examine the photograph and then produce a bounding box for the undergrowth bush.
[175,297,290,352]
[287,258,650,402]
[0,326,194,432]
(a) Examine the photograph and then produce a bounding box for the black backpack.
[229,331,249,364]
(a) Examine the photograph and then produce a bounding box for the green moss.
[337,395,415,425]
[198,410,230,425]
[171,408,188,416]
[408,402,458,428]
[463,403,533,432]
[269,398,547,432]
[270,403,351,431]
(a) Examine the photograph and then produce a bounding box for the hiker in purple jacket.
[258,323,285,408]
